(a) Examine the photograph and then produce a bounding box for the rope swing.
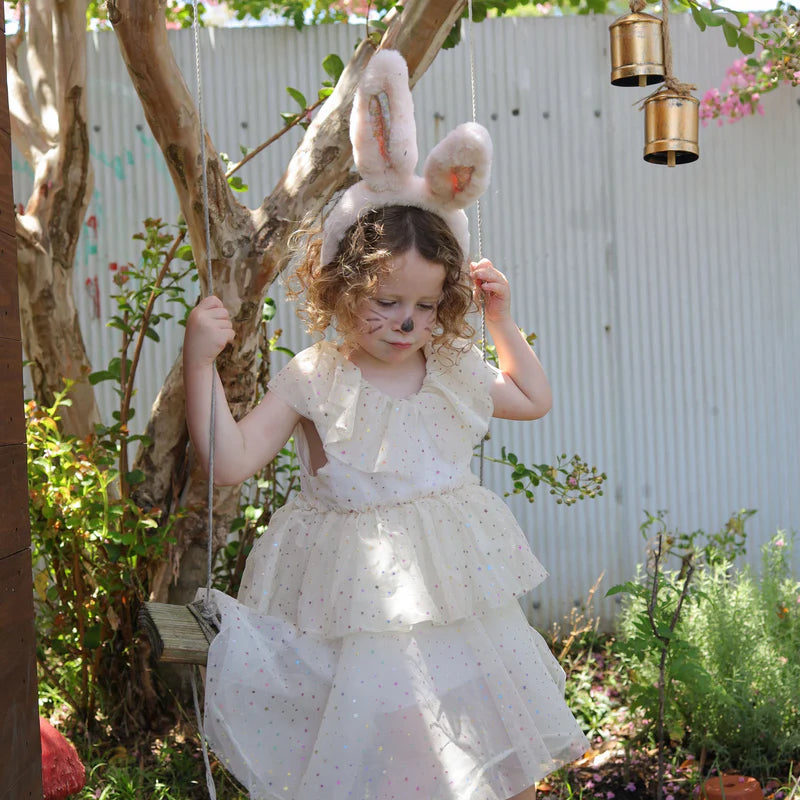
[466,0,489,487]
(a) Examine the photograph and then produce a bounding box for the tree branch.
[110,0,248,297]
[27,0,59,141]
[6,2,50,166]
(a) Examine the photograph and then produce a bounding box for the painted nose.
[400,317,414,333]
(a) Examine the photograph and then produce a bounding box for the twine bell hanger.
[610,0,700,166]
[641,0,699,166]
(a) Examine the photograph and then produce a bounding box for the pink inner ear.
[368,91,392,163]
[449,165,475,197]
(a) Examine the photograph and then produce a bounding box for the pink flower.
[626,783,637,792]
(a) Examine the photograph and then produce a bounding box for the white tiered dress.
[203,340,588,800]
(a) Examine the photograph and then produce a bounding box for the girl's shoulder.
[428,339,499,386]
[281,340,337,372]
[267,340,342,418]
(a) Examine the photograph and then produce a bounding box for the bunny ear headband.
[321,49,493,267]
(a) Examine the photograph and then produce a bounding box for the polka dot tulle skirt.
[201,341,589,799]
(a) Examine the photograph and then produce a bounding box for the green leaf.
[176,244,194,261]
[698,6,725,26]
[286,86,307,109]
[104,542,123,563]
[124,469,146,485]
[89,370,114,386]
[322,53,344,83]
[228,175,249,193]
[723,20,739,46]
[738,33,756,54]
[607,581,640,597]
[691,3,707,30]
[144,327,160,342]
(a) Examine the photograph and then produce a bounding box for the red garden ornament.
[39,718,86,800]
[701,774,764,800]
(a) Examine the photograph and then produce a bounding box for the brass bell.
[643,90,699,166]
[609,12,665,87]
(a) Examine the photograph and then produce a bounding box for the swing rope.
[191,3,218,797]
[192,4,217,607]
[466,0,488,487]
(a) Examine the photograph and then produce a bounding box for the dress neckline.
[329,340,435,402]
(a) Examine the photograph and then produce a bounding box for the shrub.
[28,386,177,729]
[615,513,800,780]
[678,532,800,776]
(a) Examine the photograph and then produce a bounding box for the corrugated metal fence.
[13,16,800,629]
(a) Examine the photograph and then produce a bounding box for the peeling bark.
[10,0,99,436]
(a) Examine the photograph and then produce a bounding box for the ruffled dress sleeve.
[425,340,500,437]
[267,341,341,419]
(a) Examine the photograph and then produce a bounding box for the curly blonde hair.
[288,205,475,351]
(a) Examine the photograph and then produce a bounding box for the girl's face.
[350,248,446,367]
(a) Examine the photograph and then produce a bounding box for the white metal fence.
[13,15,800,629]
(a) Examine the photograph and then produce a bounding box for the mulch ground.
[538,739,798,799]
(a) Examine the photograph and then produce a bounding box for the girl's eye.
[375,300,395,307]
[417,303,435,311]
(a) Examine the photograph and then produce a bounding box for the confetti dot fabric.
[202,341,589,799]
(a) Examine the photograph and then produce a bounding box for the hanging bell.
[609,12,665,87]
[643,90,699,166]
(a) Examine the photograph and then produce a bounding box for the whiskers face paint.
[347,249,446,365]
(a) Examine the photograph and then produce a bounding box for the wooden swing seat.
[138,601,218,665]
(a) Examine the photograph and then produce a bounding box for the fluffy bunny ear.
[423,122,492,210]
[350,49,418,193]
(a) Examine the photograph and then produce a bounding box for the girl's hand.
[470,259,511,323]
[184,295,235,367]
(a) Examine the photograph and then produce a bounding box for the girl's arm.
[184,296,301,486]
[470,259,553,421]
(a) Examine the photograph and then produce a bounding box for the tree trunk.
[110,0,467,606]
[9,0,99,436]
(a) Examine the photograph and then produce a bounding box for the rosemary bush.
[616,516,800,780]
[679,532,800,776]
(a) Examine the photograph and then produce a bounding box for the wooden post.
[0,19,44,800]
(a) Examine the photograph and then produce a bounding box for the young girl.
[183,51,588,800]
